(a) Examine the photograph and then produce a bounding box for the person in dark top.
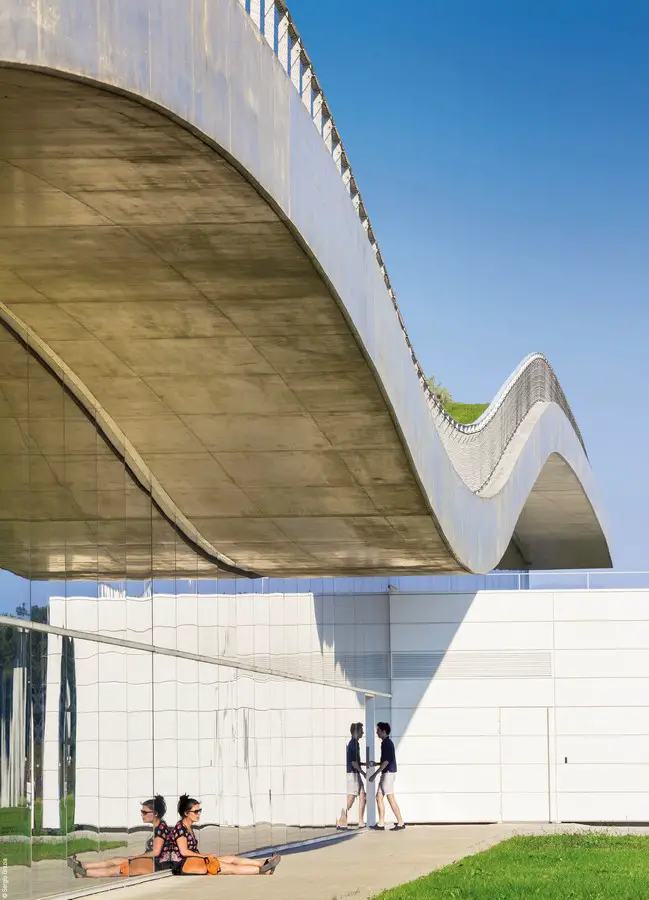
[368,722,405,831]
[337,722,366,828]
[68,795,172,878]
[166,794,281,876]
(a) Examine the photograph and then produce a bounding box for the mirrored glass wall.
[0,320,388,900]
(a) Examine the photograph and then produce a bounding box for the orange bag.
[206,855,221,876]
[179,856,220,876]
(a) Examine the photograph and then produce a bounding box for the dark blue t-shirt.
[346,738,361,773]
[380,737,397,773]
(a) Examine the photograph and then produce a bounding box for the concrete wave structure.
[0,0,611,577]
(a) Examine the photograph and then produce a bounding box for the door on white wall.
[554,706,649,823]
[500,707,551,822]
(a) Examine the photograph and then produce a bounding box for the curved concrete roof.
[0,0,611,577]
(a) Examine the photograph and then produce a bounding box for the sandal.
[259,854,281,875]
[67,856,86,878]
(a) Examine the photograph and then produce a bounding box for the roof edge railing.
[240,0,587,493]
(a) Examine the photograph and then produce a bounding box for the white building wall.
[36,584,649,828]
[392,588,649,824]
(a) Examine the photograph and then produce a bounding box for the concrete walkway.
[76,823,577,900]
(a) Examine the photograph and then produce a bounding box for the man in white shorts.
[368,722,405,831]
[336,722,366,828]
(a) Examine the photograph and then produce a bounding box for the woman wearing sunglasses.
[68,795,172,879]
[164,794,281,876]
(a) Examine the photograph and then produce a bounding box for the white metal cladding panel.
[390,622,553,652]
[500,707,548,735]
[392,707,500,737]
[389,592,553,624]
[555,707,649,735]
[99,741,127,771]
[553,590,649,622]
[555,649,649,678]
[557,764,649,793]
[76,740,99,770]
[392,677,553,708]
[555,621,649,650]
[502,765,548,793]
[396,765,500,794]
[557,735,649,764]
[77,711,99,742]
[332,593,390,625]
[501,736,548,765]
[502,793,549,822]
[557,793,649,822]
[396,735,501,765]
[555,678,649,707]
[400,792,501,823]
[62,598,100,632]
[128,739,152,768]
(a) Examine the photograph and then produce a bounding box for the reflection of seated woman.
[68,795,172,879]
[165,794,281,876]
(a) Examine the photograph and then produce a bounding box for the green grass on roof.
[443,402,489,424]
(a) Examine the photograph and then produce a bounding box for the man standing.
[368,722,405,831]
[336,722,366,828]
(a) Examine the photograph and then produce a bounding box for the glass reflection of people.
[165,794,281,876]
[68,795,172,878]
[336,722,366,828]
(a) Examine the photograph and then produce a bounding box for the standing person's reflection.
[336,722,366,828]
[166,794,281,876]
[68,795,172,878]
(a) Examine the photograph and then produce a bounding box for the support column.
[264,1,275,50]
[249,0,262,29]
[277,12,290,73]
[290,36,302,91]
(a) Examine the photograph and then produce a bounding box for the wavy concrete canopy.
[0,0,611,578]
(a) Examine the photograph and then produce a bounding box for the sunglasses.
[141,810,154,816]
[191,808,202,814]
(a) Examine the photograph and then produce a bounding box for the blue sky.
[290,0,649,569]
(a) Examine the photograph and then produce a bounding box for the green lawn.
[0,803,124,866]
[373,834,649,900]
[0,805,30,836]
[0,837,125,868]
[443,402,489,424]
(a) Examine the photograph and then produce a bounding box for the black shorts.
[154,860,174,872]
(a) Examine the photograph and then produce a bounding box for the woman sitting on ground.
[68,795,172,879]
[164,794,281,876]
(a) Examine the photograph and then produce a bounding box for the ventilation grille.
[391,651,552,680]
[235,652,390,685]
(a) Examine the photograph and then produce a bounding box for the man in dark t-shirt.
[368,722,405,830]
[336,722,366,828]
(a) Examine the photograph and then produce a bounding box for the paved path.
[71,823,570,900]
[49,822,649,900]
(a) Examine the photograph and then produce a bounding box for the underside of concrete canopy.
[0,0,612,578]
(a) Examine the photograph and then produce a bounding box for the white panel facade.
[392,587,649,824]
[34,583,649,832]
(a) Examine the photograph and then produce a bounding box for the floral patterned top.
[159,821,199,864]
[144,820,169,855]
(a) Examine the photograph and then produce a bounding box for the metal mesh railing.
[241,1,586,495]
[424,353,586,493]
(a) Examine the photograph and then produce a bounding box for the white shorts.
[377,772,396,796]
[346,772,365,797]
